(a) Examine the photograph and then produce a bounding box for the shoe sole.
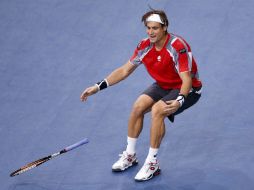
[112,160,138,172]
[134,168,161,182]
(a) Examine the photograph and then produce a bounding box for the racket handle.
[65,138,89,152]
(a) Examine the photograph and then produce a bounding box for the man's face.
[146,21,166,44]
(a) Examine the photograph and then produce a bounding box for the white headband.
[146,14,164,24]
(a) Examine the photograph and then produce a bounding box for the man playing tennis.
[80,9,202,181]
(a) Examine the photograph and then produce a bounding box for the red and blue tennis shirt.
[130,33,202,89]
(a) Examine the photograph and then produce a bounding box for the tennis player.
[80,9,202,181]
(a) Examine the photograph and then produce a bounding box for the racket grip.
[65,138,89,152]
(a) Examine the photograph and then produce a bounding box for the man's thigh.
[133,94,155,113]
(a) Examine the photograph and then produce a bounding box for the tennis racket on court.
[10,138,89,177]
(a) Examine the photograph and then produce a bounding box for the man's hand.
[164,100,181,115]
[80,85,99,102]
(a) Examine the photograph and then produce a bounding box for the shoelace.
[141,161,158,173]
[117,152,129,162]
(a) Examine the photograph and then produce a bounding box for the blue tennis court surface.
[1,0,254,189]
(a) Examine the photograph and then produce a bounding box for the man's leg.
[112,94,154,172]
[128,94,155,138]
[150,100,168,148]
[135,100,168,181]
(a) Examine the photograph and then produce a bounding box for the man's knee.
[151,101,167,118]
[131,95,154,116]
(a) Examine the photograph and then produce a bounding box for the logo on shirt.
[179,48,187,54]
[157,56,161,62]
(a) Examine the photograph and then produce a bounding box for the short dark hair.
[142,9,169,27]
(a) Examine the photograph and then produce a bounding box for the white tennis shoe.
[134,159,160,181]
[112,151,138,172]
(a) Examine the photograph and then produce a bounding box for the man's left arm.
[179,71,192,97]
[165,71,192,114]
[165,38,193,114]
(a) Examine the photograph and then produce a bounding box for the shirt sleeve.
[172,39,192,73]
[129,39,148,66]
[130,47,142,66]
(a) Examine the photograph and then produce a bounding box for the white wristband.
[176,94,185,107]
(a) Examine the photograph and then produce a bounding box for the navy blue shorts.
[142,83,202,122]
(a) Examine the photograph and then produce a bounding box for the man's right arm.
[80,61,137,102]
[106,60,138,86]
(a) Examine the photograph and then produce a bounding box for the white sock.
[126,136,137,155]
[145,147,158,163]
